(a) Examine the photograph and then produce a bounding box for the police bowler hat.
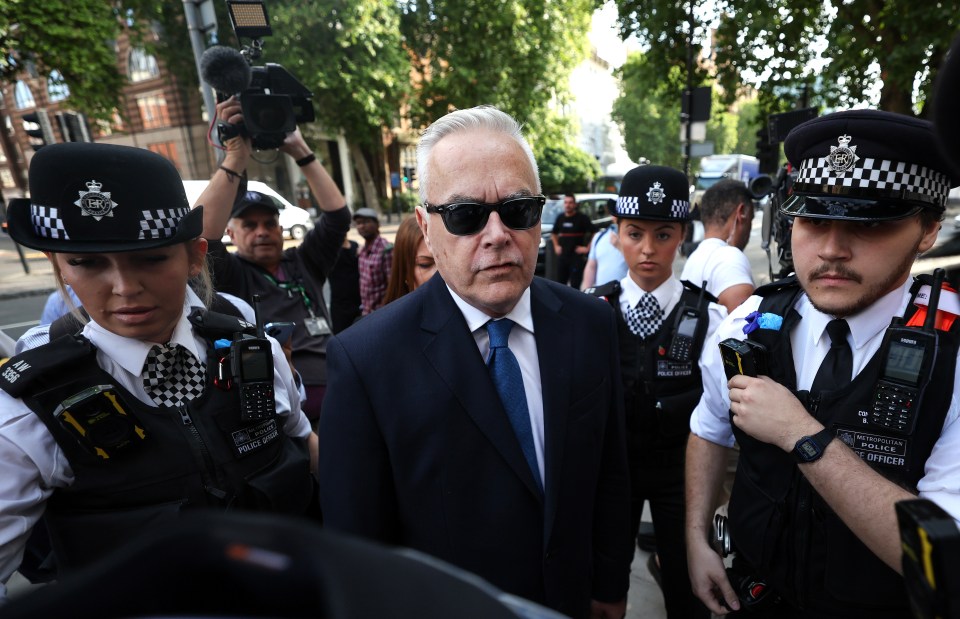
[933,33,960,178]
[230,190,281,219]
[6,143,201,253]
[782,109,959,221]
[615,165,690,221]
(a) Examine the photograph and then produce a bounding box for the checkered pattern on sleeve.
[139,208,190,240]
[796,157,951,206]
[31,204,69,240]
[142,344,206,408]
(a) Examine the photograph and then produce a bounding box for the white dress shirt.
[690,279,960,523]
[447,286,546,485]
[0,289,309,600]
[617,274,727,341]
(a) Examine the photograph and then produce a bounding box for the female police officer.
[0,143,317,600]
[590,164,726,619]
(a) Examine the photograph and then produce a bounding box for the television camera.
[200,1,314,150]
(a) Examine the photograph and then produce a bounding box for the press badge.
[303,316,331,337]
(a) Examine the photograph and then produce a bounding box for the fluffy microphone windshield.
[199,46,252,95]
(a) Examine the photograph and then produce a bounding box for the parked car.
[182,179,315,244]
[536,193,618,278]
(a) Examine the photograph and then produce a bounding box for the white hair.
[416,105,540,203]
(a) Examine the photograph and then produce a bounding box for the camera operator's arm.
[199,96,251,242]
[728,374,915,572]
[279,128,346,213]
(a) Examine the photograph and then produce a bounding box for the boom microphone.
[199,46,252,95]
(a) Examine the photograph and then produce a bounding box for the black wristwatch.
[792,427,835,463]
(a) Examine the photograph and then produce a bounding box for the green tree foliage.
[0,0,125,119]
[538,143,602,194]
[612,50,754,172]
[268,0,409,147]
[615,0,960,117]
[398,0,595,144]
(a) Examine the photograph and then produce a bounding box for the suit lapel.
[530,278,572,539]
[419,276,544,500]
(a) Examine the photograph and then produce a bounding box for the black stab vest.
[0,312,315,574]
[595,280,713,453]
[728,276,957,616]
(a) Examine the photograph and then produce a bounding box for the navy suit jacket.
[318,274,632,618]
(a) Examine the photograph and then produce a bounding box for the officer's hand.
[728,375,821,452]
[687,540,739,614]
[575,245,589,255]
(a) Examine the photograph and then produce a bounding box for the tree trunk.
[349,142,381,213]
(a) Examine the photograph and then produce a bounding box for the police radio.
[869,269,944,435]
[232,295,275,422]
[667,281,705,362]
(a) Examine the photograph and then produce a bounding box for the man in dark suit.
[318,105,633,619]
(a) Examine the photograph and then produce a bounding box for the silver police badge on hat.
[74,179,117,221]
[646,181,666,205]
[826,134,860,175]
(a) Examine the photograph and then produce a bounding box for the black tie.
[810,319,852,397]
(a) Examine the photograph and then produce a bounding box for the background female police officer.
[0,143,316,601]
[589,164,725,619]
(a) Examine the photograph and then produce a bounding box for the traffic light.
[756,126,778,175]
[22,109,56,150]
[22,112,46,150]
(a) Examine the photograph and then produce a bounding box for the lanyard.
[261,272,317,318]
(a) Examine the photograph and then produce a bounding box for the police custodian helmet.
[615,164,690,221]
[6,142,201,253]
[781,109,959,221]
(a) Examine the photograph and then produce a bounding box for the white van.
[182,179,315,243]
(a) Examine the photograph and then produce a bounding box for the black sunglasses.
[424,195,546,236]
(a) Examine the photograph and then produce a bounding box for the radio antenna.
[923,269,946,332]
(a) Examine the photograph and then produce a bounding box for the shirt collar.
[83,287,206,376]
[447,285,535,335]
[619,274,680,310]
[799,279,912,352]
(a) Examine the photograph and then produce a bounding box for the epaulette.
[585,280,621,300]
[679,279,719,304]
[753,275,800,298]
[0,334,95,398]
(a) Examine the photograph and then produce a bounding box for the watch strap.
[793,427,835,463]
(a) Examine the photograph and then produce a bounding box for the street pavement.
[3,209,960,616]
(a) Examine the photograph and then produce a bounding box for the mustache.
[809,263,862,283]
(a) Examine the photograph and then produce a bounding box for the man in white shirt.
[680,178,755,313]
[685,109,960,617]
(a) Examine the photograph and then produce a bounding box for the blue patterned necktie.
[626,292,663,338]
[486,319,543,494]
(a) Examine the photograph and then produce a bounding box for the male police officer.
[685,109,960,617]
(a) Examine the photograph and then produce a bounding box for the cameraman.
[685,110,960,617]
[198,96,350,426]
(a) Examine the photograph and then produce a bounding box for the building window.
[47,70,70,102]
[147,142,180,170]
[0,168,14,188]
[14,81,35,109]
[128,48,160,82]
[136,93,170,129]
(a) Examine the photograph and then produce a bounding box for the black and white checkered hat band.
[31,205,69,240]
[617,196,690,218]
[139,208,189,240]
[795,157,950,206]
